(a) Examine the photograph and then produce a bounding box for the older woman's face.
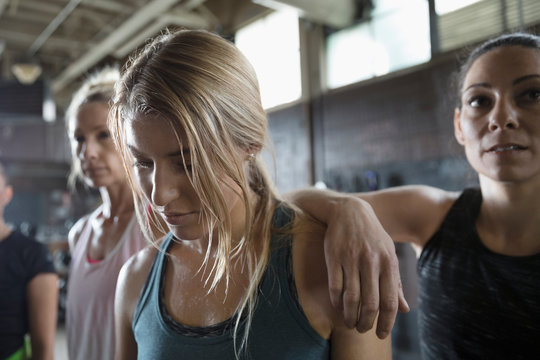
[454,46,540,184]
[70,102,126,188]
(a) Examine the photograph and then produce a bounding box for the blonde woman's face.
[70,102,127,188]
[126,114,246,241]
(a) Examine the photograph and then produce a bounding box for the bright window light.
[236,9,301,110]
[326,0,430,89]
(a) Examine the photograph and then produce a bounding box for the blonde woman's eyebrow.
[127,144,190,158]
[127,145,147,158]
[167,149,190,158]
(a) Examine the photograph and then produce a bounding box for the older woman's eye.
[98,130,111,140]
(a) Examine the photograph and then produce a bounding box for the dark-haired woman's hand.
[322,195,409,338]
[287,189,409,338]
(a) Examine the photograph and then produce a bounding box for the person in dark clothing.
[0,162,58,360]
[290,32,540,359]
[110,29,391,359]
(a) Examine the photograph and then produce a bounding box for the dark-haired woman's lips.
[487,143,527,153]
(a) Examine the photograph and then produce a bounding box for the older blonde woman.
[64,68,147,360]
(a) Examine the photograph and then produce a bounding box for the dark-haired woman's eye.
[521,89,540,101]
[468,95,491,108]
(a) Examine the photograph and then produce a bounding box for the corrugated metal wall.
[439,0,540,52]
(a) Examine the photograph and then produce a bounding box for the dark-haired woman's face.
[454,46,540,184]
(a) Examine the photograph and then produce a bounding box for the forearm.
[286,188,369,224]
[30,342,55,360]
[287,186,409,336]
[28,273,58,360]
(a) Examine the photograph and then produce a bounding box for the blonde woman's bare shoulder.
[121,234,170,283]
[121,243,159,280]
[116,243,159,318]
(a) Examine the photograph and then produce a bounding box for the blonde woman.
[110,29,392,359]
[64,68,147,360]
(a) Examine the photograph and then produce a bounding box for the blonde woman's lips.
[162,211,197,226]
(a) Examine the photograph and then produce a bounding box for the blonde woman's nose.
[151,165,180,208]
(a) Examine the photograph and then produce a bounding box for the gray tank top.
[132,205,330,359]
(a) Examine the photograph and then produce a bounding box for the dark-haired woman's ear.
[453,108,466,145]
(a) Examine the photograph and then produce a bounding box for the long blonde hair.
[109,29,279,354]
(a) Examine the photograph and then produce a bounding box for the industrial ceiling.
[0,0,272,109]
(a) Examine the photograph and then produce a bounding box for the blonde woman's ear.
[245,145,261,160]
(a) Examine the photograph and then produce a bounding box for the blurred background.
[1,0,540,358]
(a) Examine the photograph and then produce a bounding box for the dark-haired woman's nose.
[488,99,519,132]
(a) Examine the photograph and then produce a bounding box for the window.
[235,9,301,109]
[326,0,431,89]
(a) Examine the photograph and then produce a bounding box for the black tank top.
[417,188,540,359]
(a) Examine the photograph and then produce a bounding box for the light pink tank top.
[66,206,147,360]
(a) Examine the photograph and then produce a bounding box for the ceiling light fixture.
[11,62,42,85]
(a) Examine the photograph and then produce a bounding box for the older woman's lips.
[84,167,107,176]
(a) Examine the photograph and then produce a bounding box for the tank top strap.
[441,188,482,232]
[70,207,100,265]
[268,203,295,253]
[419,187,482,265]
